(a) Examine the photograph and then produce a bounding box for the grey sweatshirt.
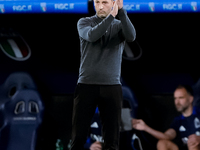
[77,8,136,85]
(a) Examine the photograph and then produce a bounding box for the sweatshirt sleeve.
[77,15,115,42]
[117,8,136,42]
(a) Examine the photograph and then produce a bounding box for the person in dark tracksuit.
[132,85,200,150]
[70,0,136,150]
[84,107,103,150]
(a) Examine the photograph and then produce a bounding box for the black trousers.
[70,84,122,150]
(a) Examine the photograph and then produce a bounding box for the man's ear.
[190,95,194,104]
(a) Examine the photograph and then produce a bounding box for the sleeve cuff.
[117,7,127,18]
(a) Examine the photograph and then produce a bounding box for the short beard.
[96,11,108,19]
[100,16,106,19]
[177,105,189,113]
[98,14,107,19]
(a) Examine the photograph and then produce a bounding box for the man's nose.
[99,3,103,9]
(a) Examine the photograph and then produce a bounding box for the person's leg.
[98,85,122,150]
[157,140,179,150]
[70,84,98,150]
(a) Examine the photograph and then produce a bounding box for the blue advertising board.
[0,0,199,14]
[0,0,88,14]
[123,0,199,13]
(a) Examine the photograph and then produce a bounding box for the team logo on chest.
[194,117,200,129]
[91,122,99,128]
[179,125,186,132]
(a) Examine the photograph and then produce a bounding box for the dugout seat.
[120,85,139,150]
[0,72,37,105]
[0,89,44,150]
[122,86,138,118]
[0,72,44,150]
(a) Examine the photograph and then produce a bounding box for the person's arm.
[132,119,176,140]
[117,0,136,42]
[90,141,102,150]
[187,134,200,149]
[77,15,114,42]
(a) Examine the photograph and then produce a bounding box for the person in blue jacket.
[132,85,200,150]
[84,84,138,150]
[84,107,103,150]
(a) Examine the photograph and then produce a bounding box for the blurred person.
[84,107,135,150]
[70,0,136,149]
[132,85,200,150]
[84,85,138,150]
[84,107,103,150]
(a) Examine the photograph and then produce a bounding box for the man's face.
[94,0,114,18]
[174,88,193,113]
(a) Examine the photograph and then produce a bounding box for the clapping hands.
[110,0,123,17]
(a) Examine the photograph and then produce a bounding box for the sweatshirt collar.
[95,14,104,22]
[181,107,197,119]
